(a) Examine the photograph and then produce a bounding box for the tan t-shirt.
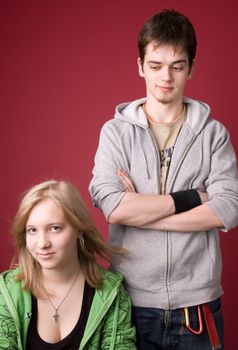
[145,105,186,194]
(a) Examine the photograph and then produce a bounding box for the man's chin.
[157,98,173,105]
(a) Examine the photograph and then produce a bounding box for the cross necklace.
[45,274,79,323]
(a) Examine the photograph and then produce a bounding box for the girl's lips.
[37,252,54,259]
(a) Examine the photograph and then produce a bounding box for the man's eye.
[172,66,183,71]
[150,66,160,70]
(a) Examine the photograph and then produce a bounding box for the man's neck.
[145,98,184,124]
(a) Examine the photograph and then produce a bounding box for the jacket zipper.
[80,290,118,349]
[147,129,171,309]
[165,133,197,310]
[167,133,196,193]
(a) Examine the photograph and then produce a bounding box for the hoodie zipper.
[79,290,118,349]
[147,128,161,192]
[147,129,171,309]
[165,133,197,310]
[147,128,196,310]
[167,134,197,193]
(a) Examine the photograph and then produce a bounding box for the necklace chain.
[45,274,79,323]
[143,103,185,125]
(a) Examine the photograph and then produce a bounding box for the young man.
[89,10,238,349]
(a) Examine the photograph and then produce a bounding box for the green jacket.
[0,267,136,349]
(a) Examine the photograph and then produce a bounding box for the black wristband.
[170,189,201,214]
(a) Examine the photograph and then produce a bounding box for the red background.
[0,0,237,345]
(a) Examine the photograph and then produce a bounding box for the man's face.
[138,42,194,105]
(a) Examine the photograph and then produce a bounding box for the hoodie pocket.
[170,231,221,291]
[117,227,167,293]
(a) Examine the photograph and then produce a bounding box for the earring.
[79,234,85,250]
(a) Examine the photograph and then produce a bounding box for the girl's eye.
[50,225,62,232]
[26,227,37,234]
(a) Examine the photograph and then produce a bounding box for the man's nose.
[161,66,171,81]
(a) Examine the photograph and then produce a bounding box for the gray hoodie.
[89,97,238,309]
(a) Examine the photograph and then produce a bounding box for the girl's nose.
[37,231,51,249]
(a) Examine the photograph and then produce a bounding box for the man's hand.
[118,170,136,192]
[118,169,208,204]
[198,191,209,204]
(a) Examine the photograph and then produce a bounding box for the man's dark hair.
[138,9,197,70]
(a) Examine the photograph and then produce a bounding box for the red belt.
[184,303,221,349]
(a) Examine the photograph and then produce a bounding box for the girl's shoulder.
[0,268,21,287]
[100,267,123,288]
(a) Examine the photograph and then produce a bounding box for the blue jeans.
[132,298,224,350]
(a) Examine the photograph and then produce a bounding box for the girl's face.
[26,198,79,273]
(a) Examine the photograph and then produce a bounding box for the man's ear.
[188,59,195,79]
[137,57,144,77]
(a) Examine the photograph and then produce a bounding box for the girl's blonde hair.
[12,179,123,296]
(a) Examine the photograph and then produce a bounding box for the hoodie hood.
[114,97,211,136]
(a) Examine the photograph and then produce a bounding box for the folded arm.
[90,120,238,233]
[140,203,223,232]
[108,191,176,226]
[108,170,211,230]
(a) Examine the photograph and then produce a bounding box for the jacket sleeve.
[205,122,238,231]
[0,279,19,349]
[100,284,137,350]
[89,121,128,220]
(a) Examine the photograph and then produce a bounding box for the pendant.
[53,311,59,322]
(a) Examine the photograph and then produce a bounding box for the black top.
[26,281,95,350]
